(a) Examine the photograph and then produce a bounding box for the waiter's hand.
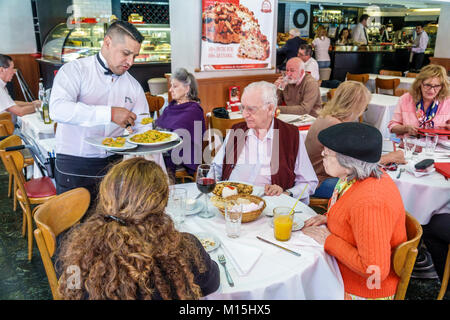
[111,107,136,128]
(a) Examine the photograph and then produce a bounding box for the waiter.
[410,24,429,72]
[352,14,370,46]
[49,21,149,199]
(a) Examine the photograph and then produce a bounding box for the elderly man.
[298,44,320,81]
[276,28,307,71]
[211,81,318,204]
[0,54,40,118]
[275,57,322,117]
[352,14,370,46]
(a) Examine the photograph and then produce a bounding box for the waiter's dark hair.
[172,68,200,103]
[360,14,369,23]
[0,54,13,68]
[106,21,144,44]
[299,44,312,57]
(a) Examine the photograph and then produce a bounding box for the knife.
[256,236,301,257]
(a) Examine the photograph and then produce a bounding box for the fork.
[396,168,405,179]
[218,254,234,287]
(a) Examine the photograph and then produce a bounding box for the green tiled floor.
[0,166,447,300]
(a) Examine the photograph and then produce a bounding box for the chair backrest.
[210,114,245,138]
[392,212,423,300]
[145,92,164,117]
[375,77,401,95]
[4,151,27,202]
[0,112,12,122]
[394,88,410,97]
[405,72,419,78]
[319,68,332,80]
[346,73,369,84]
[380,69,403,76]
[33,187,91,300]
[326,88,336,101]
[0,119,14,135]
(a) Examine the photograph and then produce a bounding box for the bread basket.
[212,194,266,223]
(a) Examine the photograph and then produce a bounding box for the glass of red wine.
[196,164,216,218]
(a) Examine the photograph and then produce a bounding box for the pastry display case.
[41,22,171,64]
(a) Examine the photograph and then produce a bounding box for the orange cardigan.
[324,173,407,298]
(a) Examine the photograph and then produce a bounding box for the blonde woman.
[312,26,331,69]
[305,81,405,198]
[56,158,220,299]
[388,64,450,137]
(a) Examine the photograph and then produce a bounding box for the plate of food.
[212,181,254,198]
[84,136,138,151]
[127,129,179,146]
[194,232,220,252]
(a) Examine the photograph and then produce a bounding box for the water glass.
[167,187,187,228]
[277,76,289,91]
[225,203,243,238]
[273,207,293,241]
[402,136,416,160]
[425,133,438,155]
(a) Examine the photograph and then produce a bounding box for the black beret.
[318,122,382,163]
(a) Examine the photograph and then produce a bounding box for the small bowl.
[186,198,197,211]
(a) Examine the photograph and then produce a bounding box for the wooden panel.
[9,54,40,101]
[429,57,450,73]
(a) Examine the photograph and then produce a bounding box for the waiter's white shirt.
[352,23,368,45]
[211,119,318,204]
[0,79,15,113]
[304,57,320,81]
[49,53,148,158]
[412,31,429,54]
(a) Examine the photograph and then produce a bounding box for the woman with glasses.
[388,64,450,137]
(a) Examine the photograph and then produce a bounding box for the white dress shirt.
[304,57,320,81]
[352,23,368,45]
[0,79,15,113]
[49,53,148,158]
[412,31,429,53]
[211,120,318,204]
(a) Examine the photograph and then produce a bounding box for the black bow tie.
[96,54,114,75]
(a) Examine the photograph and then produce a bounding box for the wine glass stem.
[204,193,208,215]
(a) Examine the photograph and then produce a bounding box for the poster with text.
[201,0,274,71]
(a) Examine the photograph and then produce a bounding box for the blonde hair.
[316,26,327,38]
[410,64,450,103]
[318,81,372,121]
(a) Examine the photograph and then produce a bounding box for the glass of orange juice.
[273,207,294,241]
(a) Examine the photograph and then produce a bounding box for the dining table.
[362,94,400,139]
[170,182,345,300]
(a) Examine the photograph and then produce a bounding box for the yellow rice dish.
[102,136,126,147]
[141,117,153,125]
[130,130,172,144]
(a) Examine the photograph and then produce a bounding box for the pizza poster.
[201,0,274,71]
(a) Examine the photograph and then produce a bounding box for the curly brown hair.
[56,158,206,299]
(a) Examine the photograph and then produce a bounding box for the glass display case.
[41,22,171,64]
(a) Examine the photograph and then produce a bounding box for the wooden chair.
[394,88,409,97]
[406,72,419,78]
[375,77,401,95]
[392,212,423,300]
[0,135,34,211]
[175,140,209,184]
[145,92,165,118]
[309,197,329,212]
[210,114,245,138]
[34,187,90,300]
[437,244,450,300]
[4,151,57,260]
[0,119,14,135]
[0,112,12,122]
[380,69,403,76]
[326,88,336,101]
[346,73,369,84]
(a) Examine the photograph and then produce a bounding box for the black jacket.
[277,36,307,70]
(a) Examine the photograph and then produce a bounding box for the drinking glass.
[273,207,293,241]
[167,186,187,229]
[402,136,416,160]
[225,203,243,238]
[424,133,438,155]
[196,164,216,218]
[277,75,289,91]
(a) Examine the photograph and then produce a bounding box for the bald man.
[274,57,322,117]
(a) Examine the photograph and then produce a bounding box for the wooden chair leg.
[437,244,450,300]
[8,174,12,198]
[22,210,26,237]
[13,180,17,211]
[25,205,33,261]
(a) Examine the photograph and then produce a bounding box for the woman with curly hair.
[56,158,220,299]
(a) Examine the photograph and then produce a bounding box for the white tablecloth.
[385,147,450,225]
[363,94,400,139]
[366,74,415,94]
[319,87,330,102]
[18,112,55,140]
[174,183,344,300]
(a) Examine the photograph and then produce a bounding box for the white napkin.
[220,237,262,276]
[406,161,435,177]
[259,229,323,252]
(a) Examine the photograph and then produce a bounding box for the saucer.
[185,201,205,216]
[269,215,305,231]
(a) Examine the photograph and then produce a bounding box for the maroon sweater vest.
[221,118,299,190]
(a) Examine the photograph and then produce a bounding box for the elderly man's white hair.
[243,81,278,115]
[289,28,300,37]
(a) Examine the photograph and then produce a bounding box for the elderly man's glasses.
[422,83,442,91]
[238,104,260,114]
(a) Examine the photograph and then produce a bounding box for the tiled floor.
[0,166,447,300]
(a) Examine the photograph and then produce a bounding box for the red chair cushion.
[19,177,57,198]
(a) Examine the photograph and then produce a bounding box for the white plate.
[84,136,138,151]
[186,200,205,216]
[269,215,305,231]
[127,130,179,146]
[194,232,221,252]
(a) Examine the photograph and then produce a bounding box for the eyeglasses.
[422,83,442,91]
[238,104,260,114]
